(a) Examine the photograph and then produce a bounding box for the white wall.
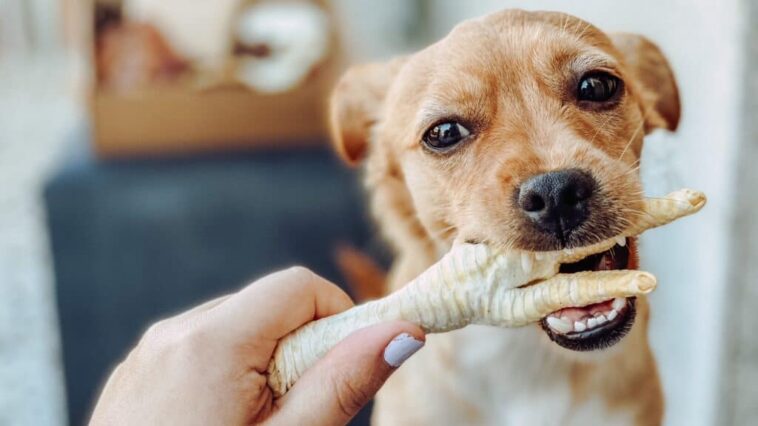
[425,1,744,425]
[0,0,63,55]
[332,0,422,61]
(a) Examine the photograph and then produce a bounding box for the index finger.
[206,267,354,363]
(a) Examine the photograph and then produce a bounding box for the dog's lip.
[538,239,636,351]
[541,298,636,351]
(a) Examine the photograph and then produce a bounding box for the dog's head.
[330,10,679,352]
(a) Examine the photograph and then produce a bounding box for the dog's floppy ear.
[610,33,681,133]
[329,57,406,165]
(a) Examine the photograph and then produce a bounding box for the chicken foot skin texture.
[267,189,706,396]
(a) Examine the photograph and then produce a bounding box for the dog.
[329,9,679,425]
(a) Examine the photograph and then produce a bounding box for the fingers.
[269,321,425,426]
[204,267,355,365]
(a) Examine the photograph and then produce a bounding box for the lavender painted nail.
[383,333,424,367]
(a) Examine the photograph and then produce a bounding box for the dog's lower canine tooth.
[266,189,706,396]
[612,297,626,311]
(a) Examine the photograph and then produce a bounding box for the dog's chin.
[539,239,637,352]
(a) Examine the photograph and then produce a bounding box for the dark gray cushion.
[45,144,382,425]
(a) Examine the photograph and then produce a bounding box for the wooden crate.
[87,0,341,158]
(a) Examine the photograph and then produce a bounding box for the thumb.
[269,321,425,426]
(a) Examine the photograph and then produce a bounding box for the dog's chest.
[392,325,634,426]
[446,325,574,425]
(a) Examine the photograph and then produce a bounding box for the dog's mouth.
[539,238,637,351]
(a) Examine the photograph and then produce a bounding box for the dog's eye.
[577,72,621,103]
[423,122,471,150]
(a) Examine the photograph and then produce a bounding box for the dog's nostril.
[522,193,546,212]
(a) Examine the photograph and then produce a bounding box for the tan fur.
[334,245,386,301]
[330,9,678,425]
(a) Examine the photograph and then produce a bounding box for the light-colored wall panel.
[721,0,758,424]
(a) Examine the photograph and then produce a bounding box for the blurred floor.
[0,53,82,426]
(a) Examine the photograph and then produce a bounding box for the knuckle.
[141,319,171,346]
[280,266,316,289]
[284,266,314,282]
[139,318,211,361]
[177,323,210,351]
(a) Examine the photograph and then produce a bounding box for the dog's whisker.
[588,114,615,146]
[616,119,645,162]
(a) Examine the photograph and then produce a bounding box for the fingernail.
[383,333,424,367]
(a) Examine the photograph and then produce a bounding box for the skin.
[330,9,680,426]
[90,267,425,425]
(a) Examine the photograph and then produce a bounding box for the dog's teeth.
[596,314,608,324]
[587,317,598,328]
[521,252,533,274]
[546,316,572,334]
[608,310,618,321]
[574,321,587,332]
[612,297,626,311]
[615,236,627,247]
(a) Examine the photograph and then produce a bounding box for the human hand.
[90,267,425,425]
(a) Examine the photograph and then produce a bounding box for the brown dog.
[330,9,679,425]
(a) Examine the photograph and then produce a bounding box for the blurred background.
[0,0,755,425]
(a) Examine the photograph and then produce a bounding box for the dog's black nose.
[517,169,596,238]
